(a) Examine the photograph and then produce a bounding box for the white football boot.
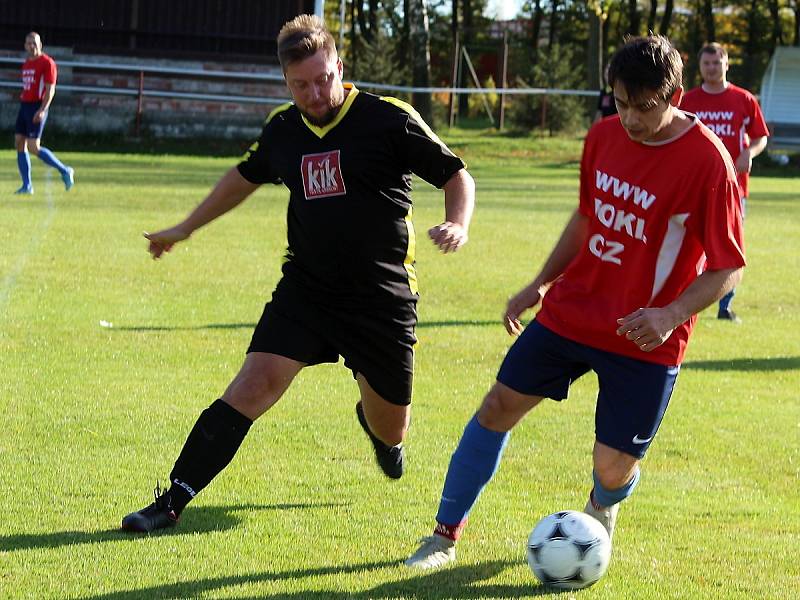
[584,498,620,541]
[405,535,456,569]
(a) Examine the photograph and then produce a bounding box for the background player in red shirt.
[681,42,768,322]
[14,32,74,195]
[406,35,745,570]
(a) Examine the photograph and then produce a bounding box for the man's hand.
[143,225,192,259]
[33,109,46,124]
[616,306,680,352]
[504,283,544,336]
[734,148,752,174]
[428,221,468,253]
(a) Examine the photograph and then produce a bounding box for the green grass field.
[1,131,798,599]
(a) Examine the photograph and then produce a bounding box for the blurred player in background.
[14,32,74,195]
[681,42,768,322]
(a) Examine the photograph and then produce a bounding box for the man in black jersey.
[122,14,475,533]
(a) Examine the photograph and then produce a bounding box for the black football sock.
[167,399,253,514]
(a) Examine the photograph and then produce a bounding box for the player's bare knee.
[594,460,639,491]
[477,384,520,430]
[222,375,280,420]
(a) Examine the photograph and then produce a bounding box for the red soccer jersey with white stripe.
[20,53,57,102]
[680,84,769,197]
[536,115,746,366]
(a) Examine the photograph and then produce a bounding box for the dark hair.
[608,35,683,104]
[277,14,336,71]
[697,42,727,62]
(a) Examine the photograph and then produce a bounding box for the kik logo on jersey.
[301,150,347,199]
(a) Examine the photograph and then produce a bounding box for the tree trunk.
[356,0,372,43]
[744,0,761,88]
[647,0,658,33]
[768,0,784,51]
[548,0,560,50]
[368,0,379,36]
[627,0,640,35]
[452,0,458,45]
[531,0,543,64]
[350,0,358,78]
[459,0,474,116]
[795,1,800,46]
[586,8,603,90]
[398,0,410,65]
[409,0,433,123]
[702,0,715,42]
[587,8,601,90]
[660,0,674,36]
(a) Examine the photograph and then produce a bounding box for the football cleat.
[584,495,620,541]
[121,483,179,533]
[405,535,456,569]
[62,167,75,191]
[356,401,404,479]
[717,308,741,323]
[14,185,34,195]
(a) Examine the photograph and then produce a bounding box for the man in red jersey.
[406,35,745,570]
[14,32,74,195]
[681,42,767,322]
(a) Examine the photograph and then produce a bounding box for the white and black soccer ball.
[527,510,612,589]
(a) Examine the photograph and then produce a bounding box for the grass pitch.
[1,131,798,599]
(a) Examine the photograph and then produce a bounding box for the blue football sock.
[592,467,640,508]
[37,146,68,174]
[17,151,32,188]
[435,414,510,532]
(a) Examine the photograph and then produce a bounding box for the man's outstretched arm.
[144,167,260,259]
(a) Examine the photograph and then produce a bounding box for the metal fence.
[0,56,598,135]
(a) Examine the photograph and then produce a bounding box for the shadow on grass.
[79,559,561,600]
[113,322,256,332]
[682,356,800,371]
[0,502,345,552]
[111,320,503,332]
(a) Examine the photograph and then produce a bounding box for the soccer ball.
[526,510,612,589]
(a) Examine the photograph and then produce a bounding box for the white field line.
[0,171,57,317]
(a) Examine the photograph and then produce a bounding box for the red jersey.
[20,53,57,102]
[536,116,746,366]
[680,84,769,197]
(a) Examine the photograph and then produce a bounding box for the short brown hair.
[698,42,727,62]
[277,14,336,71]
[608,35,683,104]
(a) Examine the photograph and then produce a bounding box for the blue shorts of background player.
[16,101,48,139]
[14,101,74,195]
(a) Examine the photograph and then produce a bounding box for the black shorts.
[247,279,417,406]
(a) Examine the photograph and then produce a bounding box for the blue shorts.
[497,320,679,458]
[15,102,47,139]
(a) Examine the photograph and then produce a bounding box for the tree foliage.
[326,1,799,132]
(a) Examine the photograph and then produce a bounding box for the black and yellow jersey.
[237,84,465,306]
